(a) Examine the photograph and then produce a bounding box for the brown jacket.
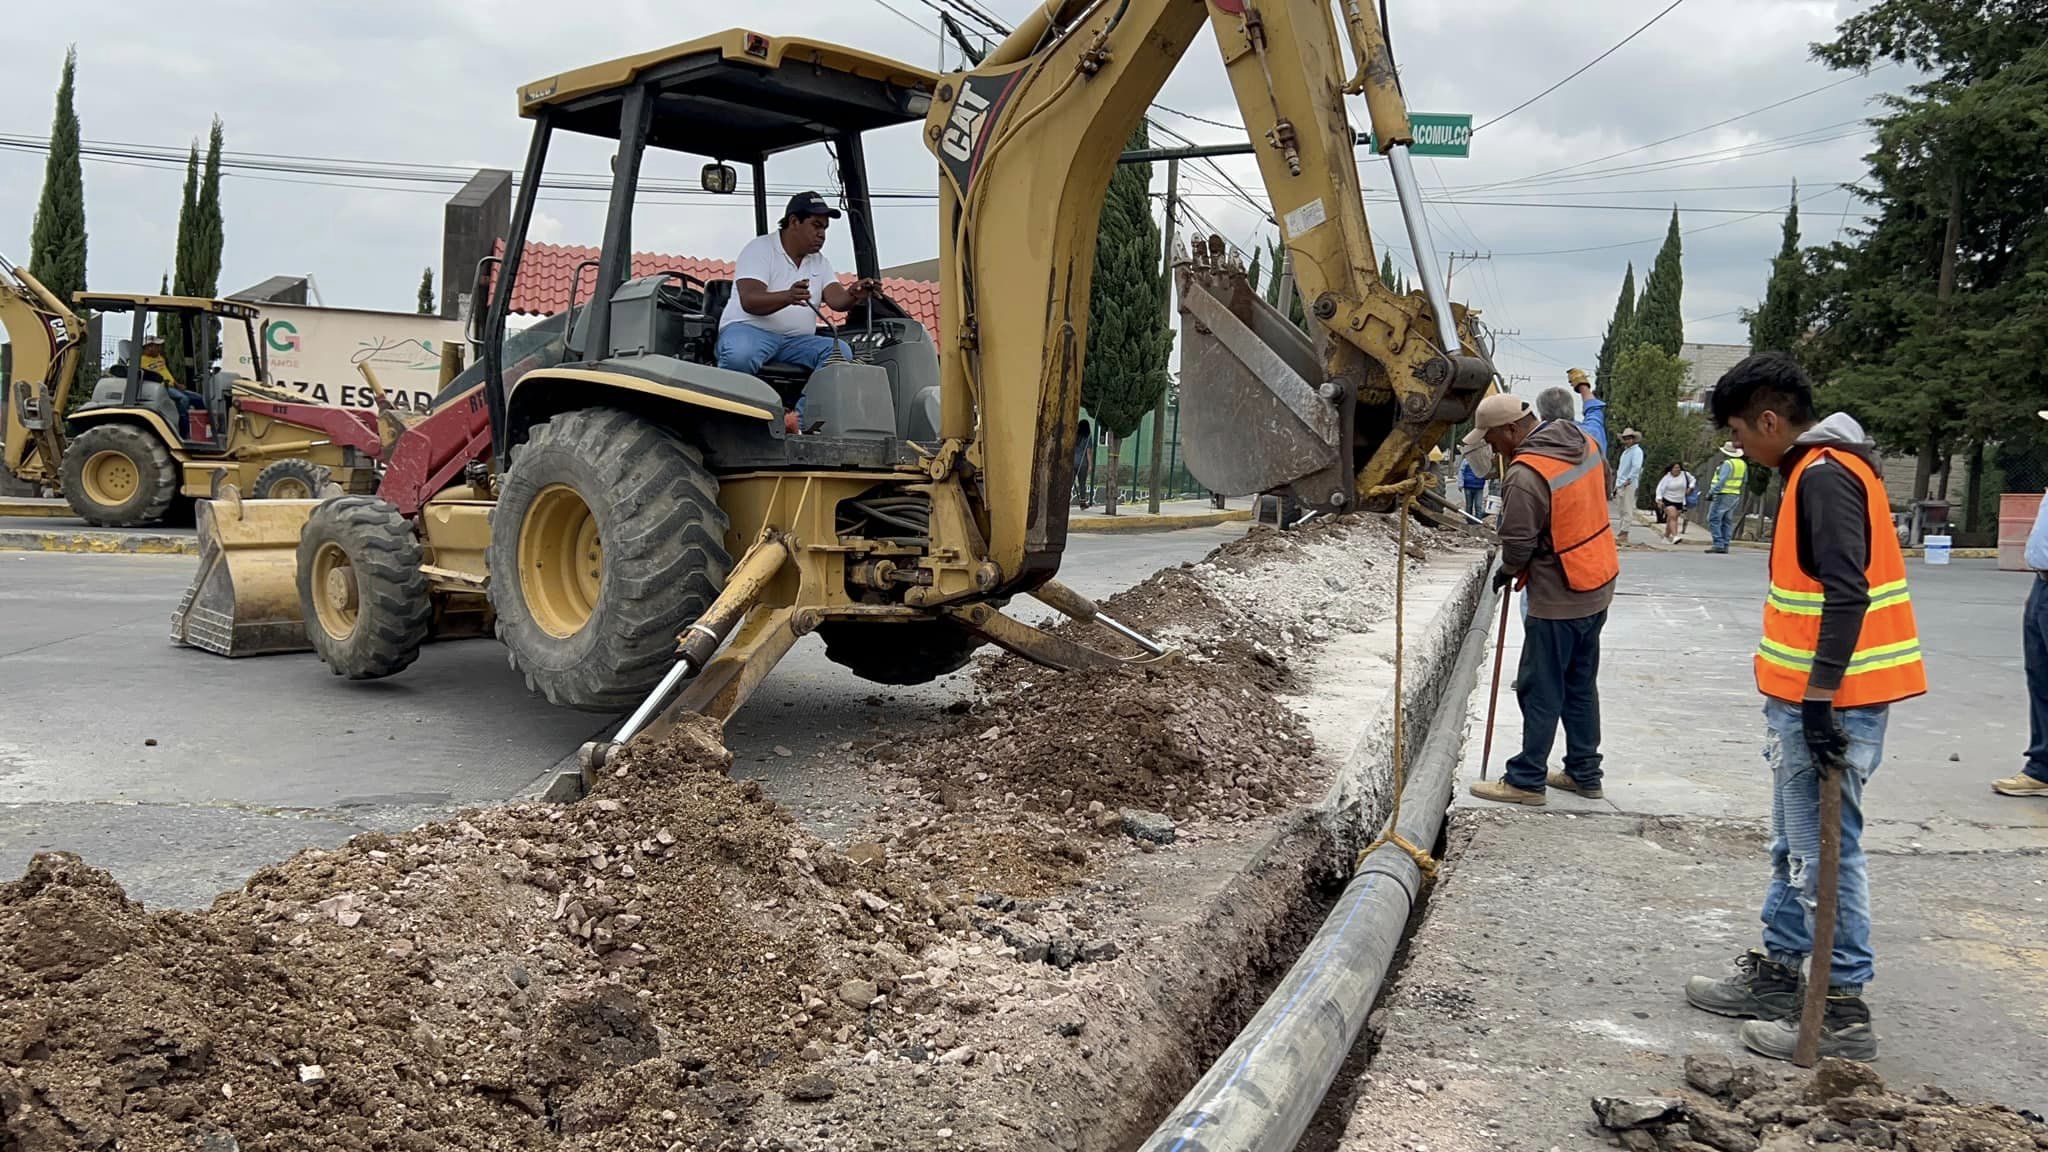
[1499,420,1616,620]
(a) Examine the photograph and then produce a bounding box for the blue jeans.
[2025,578,2048,784]
[1463,486,1485,520]
[1504,610,1605,790]
[1760,698,1884,989]
[165,388,205,436]
[1708,493,1740,550]
[713,325,850,377]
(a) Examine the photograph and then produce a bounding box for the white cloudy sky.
[2,1,1901,389]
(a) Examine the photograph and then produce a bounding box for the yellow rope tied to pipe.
[1355,473,1439,882]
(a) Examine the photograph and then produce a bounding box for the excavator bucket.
[169,486,317,657]
[1174,253,1349,508]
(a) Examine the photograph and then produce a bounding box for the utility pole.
[1445,250,1489,294]
[1147,156,1179,515]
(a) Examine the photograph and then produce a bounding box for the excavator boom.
[0,255,82,486]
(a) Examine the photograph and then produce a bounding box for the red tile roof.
[504,241,941,338]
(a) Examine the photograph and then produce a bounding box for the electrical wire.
[1474,0,1690,132]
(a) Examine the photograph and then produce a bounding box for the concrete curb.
[0,528,197,556]
[1068,508,1251,533]
[0,498,70,518]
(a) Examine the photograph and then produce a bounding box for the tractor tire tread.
[252,458,334,500]
[296,495,432,680]
[60,423,179,527]
[488,407,730,712]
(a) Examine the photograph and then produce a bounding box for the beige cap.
[1621,427,1641,440]
[1460,393,1532,449]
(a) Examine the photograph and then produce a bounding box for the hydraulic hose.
[1137,559,1498,1152]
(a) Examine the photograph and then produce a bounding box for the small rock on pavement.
[936,1045,976,1066]
[845,842,887,868]
[1078,939,1120,963]
[197,1134,240,1152]
[1684,1052,1735,1097]
[1803,1057,1883,1103]
[837,979,879,1010]
[1685,1103,1760,1152]
[1592,1096,1684,1129]
[297,1065,326,1085]
[785,1074,837,1102]
[1120,807,1177,845]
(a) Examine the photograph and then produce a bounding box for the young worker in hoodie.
[1685,352,1925,1063]
[1463,391,1620,806]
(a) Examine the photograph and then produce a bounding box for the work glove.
[1490,567,1515,595]
[1800,698,1850,776]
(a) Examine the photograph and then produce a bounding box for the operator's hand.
[1800,697,1850,776]
[848,277,880,301]
[1491,567,1515,594]
[784,279,812,308]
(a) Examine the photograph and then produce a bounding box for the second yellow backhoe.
[187,4,1494,769]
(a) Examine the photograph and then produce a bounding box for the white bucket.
[1924,534,1951,565]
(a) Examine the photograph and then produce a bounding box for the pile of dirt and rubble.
[1,512,1464,1152]
[1593,1055,2048,1152]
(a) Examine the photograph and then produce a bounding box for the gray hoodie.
[1499,419,1616,620]
[1780,412,1884,694]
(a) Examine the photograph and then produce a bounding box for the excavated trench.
[0,513,1488,1152]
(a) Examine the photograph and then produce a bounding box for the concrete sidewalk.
[1331,552,2047,1150]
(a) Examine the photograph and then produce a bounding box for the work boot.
[1546,771,1603,799]
[1685,950,1800,1020]
[1739,990,1878,1063]
[1991,773,2048,798]
[1467,779,1545,806]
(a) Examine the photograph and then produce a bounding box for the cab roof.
[76,292,261,319]
[517,29,936,160]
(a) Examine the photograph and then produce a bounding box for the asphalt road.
[0,523,1245,907]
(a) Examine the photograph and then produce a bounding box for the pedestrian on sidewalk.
[1073,418,1094,509]
[1684,352,1926,1063]
[1705,442,1749,553]
[1655,462,1695,543]
[1459,452,1488,521]
[1460,391,1619,807]
[1613,428,1643,543]
[1992,412,2048,800]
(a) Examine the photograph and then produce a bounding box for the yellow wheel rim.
[309,540,360,641]
[81,450,141,507]
[519,484,601,639]
[269,476,311,499]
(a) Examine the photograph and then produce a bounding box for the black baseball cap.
[784,191,842,221]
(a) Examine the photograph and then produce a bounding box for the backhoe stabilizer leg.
[943,601,1177,672]
[1029,578,1170,657]
[576,534,793,777]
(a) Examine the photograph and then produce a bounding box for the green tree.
[418,267,436,314]
[1745,184,1805,353]
[1593,263,1636,388]
[1261,236,1306,330]
[1080,123,1174,515]
[167,119,226,371]
[1633,210,1685,356]
[1607,342,1708,508]
[28,47,88,404]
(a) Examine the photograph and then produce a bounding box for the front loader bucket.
[1174,258,1348,508]
[170,487,318,657]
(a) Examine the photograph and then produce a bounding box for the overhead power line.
[1475,0,1690,132]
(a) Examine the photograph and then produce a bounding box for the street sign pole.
[1120,113,1472,164]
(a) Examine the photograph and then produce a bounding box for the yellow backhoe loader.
[193,8,1494,768]
[1,256,383,526]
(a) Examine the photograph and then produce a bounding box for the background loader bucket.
[1174,260,1345,503]
[170,488,317,657]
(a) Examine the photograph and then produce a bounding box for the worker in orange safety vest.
[1684,351,1925,1065]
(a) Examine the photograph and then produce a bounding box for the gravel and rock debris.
[0,513,1453,1151]
[1594,1055,2047,1152]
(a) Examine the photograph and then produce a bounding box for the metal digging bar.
[1136,559,1499,1152]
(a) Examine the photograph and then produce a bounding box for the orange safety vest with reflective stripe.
[1514,429,1620,592]
[1757,447,1927,708]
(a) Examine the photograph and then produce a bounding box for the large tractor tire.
[61,423,179,527]
[252,458,334,500]
[488,407,731,712]
[818,619,985,685]
[296,496,432,679]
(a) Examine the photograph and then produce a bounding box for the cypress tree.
[1633,209,1685,356]
[1080,122,1173,515]
[1746,183,1804,353]
[1594,263,1635,387]
[28,47,88,402]
[165,143,201,370]
[418,268,436,314]
[1380,251,1398,288]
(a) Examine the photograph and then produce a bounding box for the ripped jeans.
[1760,698,1885,989]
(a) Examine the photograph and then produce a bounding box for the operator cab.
[74,294,264,449]
[482,31,940,471]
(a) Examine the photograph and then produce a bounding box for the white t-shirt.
[720,233,837,337]
[1655,472,1694,505]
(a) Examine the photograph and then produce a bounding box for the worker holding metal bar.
[1685,352,1926,1063]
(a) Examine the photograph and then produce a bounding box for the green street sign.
[1363,112,1472,158]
